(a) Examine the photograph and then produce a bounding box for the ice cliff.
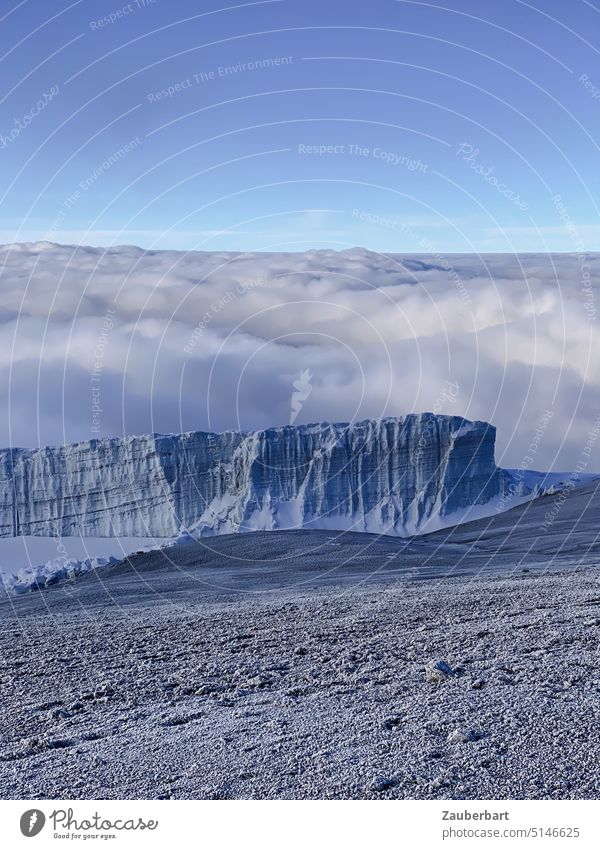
[0,415,510,539]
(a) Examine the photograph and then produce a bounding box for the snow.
[0,535,169,593]
[2,555,118,594]
[505,468,600,496]
[0,535,170,575]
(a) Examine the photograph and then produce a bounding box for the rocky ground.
[2,483,600,800]
[1,560,599,800]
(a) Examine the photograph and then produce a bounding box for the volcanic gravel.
[1,562,599,799]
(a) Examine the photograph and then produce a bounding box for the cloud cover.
[0,242,598,473]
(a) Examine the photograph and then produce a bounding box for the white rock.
[425,660,454,684]
[447,728,476,744]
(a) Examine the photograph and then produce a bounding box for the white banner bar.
[0,799,598,848]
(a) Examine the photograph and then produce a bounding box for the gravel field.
[1,566,600,799]
[1,484,599,800]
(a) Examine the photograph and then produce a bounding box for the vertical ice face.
[0,415,506,538]
[0,449,22,536]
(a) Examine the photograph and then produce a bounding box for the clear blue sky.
[0,0,598,252]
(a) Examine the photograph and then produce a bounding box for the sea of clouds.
[0,241,597,473]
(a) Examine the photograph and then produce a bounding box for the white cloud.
[0,241,598,472]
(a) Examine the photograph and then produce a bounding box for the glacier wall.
[0,415,508,539]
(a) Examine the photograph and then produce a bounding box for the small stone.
[447,728,476,744]
[425,660,453,684]
[246,674,272,689]
[369,775,396,792]
[382,715,403,730]
[20,737,45,754]
[49,708,71,720]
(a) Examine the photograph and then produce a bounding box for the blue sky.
[0,0,598,252]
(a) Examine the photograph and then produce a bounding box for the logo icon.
[20,810,45,837]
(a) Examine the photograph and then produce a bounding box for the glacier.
[1,554,119,595]
[0,414,511,543]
